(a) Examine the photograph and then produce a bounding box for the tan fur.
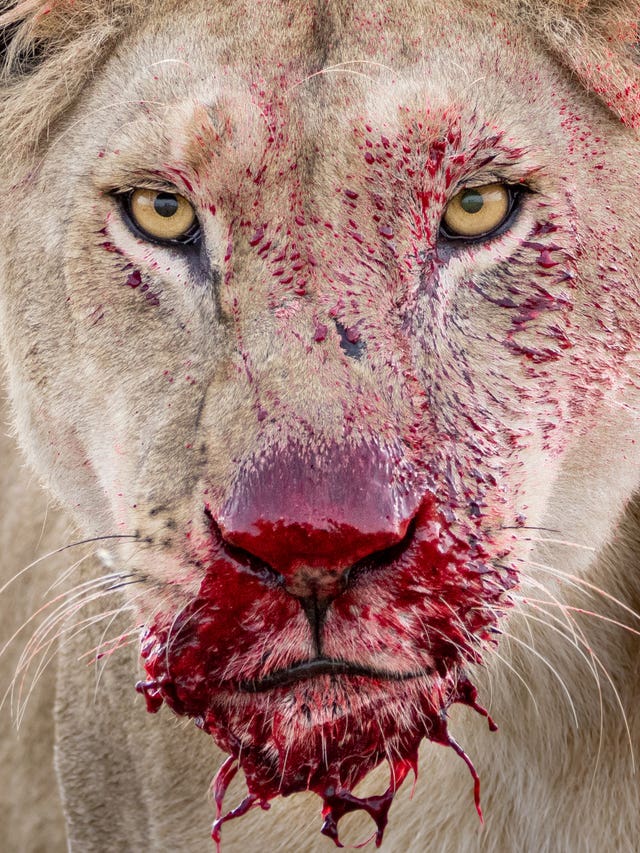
[1,1,640,851]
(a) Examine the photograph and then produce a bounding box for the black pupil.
[460,190,484,214]
[154,193,180,218]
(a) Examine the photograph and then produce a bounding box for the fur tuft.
[0,0,138,165]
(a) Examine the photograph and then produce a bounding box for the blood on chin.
[137,659,495,849]
[134,518,508,847]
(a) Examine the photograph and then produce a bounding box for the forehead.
[102,0,548,138]
[136,0,506,64]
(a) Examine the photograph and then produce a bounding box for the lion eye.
[126,189,198,243]
[441,183,511,240]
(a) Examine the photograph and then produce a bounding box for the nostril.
[216,514,410,576]
[207,504,418,603]
[205,509,284,586]
[348,516,417,582]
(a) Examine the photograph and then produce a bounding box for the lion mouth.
[235,658,433,691]
[136,493,514,847]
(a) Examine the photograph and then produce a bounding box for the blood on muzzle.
[215,439,423,598]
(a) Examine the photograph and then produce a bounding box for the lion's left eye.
[440,183,513,241]
[124,189,199,244]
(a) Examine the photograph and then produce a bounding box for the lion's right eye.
[124,189,199,244]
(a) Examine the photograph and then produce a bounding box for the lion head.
[1,0,640,846]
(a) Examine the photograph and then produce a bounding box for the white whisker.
[525,537,596,551]
[285,60,403,95]
[15,606,137,728]
[522,604,635,773]
[0,572,130,667]
[519,558,640,623]
[497,630,579,728]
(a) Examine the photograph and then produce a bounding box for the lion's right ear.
[0,1,135,164]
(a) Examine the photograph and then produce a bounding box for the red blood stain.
[248,226,265,247]
[138,494,513,847]
[124,270,141,289]
[537,248,559,269]
[314,323,328,342]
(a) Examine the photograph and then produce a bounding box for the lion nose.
[216,440,421,596]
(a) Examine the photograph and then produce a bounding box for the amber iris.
[442,183,511,238]
[128,189,196,241]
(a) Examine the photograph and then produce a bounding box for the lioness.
[1,0,640,850]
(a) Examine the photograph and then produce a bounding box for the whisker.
[0,572,132,665]
[92,609,141,697]
[0,534,138,597]
[42,552,94,597]
[80,627,141,663]
[105,579,146,592]
[15,606,137,727]
[518,601,605,783]
[12,582,136,690]
[285,60,403,95]
[428,601,504,711]
[21,578,142,668]
[34,498,50,554]
[488,645,540,714]
[516,584,602,706]
[497,630,579,728]
[521,558,640,624]
[518,577,583,650]
[165,603,208,672]
[437,600,544,721]
[8,574,142,717]
[524,537,596,551]
[522,598,640,639]
[519,562,597,604]
[522,604,635,773]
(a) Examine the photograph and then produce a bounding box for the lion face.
[2,0,640,844]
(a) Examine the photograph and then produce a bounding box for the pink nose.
[216,440,421,593]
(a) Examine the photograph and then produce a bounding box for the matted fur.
[1,1,640,851]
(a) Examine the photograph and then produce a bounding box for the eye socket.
[441,183,513,241]
[124,189,199,244]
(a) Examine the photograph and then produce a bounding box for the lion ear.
[533,0,640,129]
[0,1,132,164]
[0,0,99,73]
[0,1,51,76]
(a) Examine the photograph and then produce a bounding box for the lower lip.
[138,661,496,848]
[234,659,432,691]
[209,673,494,849]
